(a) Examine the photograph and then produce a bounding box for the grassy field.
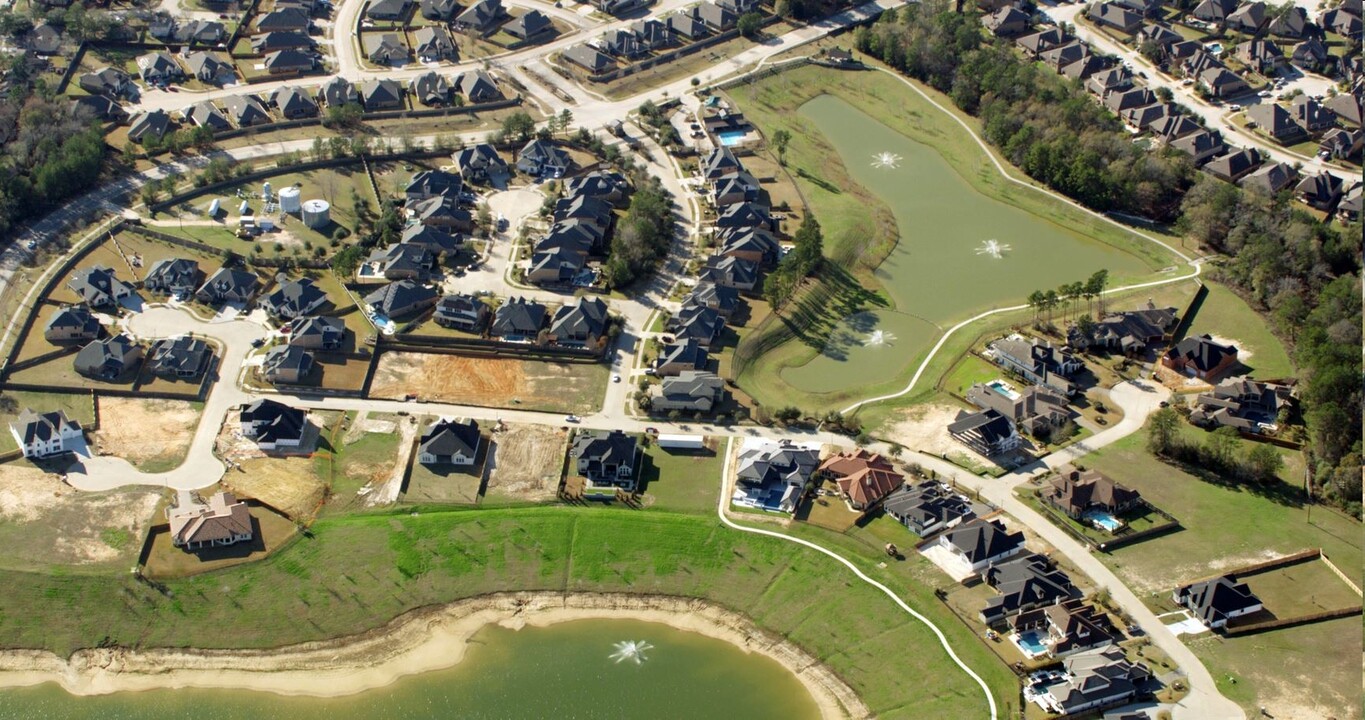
[729,64,1185,414]
[0,506,1019,718]
[637,439,725,515]
[941,355,1003,398]
[1185,281,1295,379]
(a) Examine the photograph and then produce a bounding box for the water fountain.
[610,640,654,665]
[864,329,896,346]
[975,239,1012,258]
[870,151,902,169]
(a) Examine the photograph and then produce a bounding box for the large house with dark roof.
[197,268,260,305]
[1161,334,1238,380]
[419,418,481,466]
[365,280,439,319]
[884,481,976,537]
[1009,598,1117,658]
[144,258,204,297]
[650,370,726,413]
[74,334,143,381]
[549,296,609,346]
[261,344,314,384]
[933,518,1026,574]
[652,338,708,376]
[733,440,819,513]
[433,294,489,332]
[667,304,725,349]
[260,277,328,320]
[240,399,307,449]
[1044,466,1141,521]
[966,383,1070,437]
[988,336,1081,395]
[1189,378,1292,433]
[1172,575,1262,629]
[491,297,547,339]
[68,265,135,309]
[572,430,638,489]
[289,315,346,351]
[1035,646,1151,715]
[44,305,101,343]
[948,408,1022,457]
[980,552,1078,626]
[149,336,211,379]
[9,409,83,459]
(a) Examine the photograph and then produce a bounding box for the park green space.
[729,65,1177,411]
[1079,420,1361,719]
[0,618,820,720]
[0,506,1017,719]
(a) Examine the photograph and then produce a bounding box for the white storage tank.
[278,186,302,214]
[301,199,330,229]
[262,181,273,201]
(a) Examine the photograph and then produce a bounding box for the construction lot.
[215,411,339,520]
[92,397,201,473]
[481,422,569,504]
[370,352,609,415]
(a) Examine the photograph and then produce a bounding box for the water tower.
[301,199,331,229]
[278,186,302,214]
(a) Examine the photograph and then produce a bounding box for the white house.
[9,408,83,459]
[935,518,1026,574]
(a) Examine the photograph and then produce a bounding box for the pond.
[779,95,1153,396]
[0,619,822,720]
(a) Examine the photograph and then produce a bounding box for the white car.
[564,415,580,423]
[612,374,621,383]
[1229,104,1242,111]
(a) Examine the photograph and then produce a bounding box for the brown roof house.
[1189,378,1292,433]
[1044,466,1141,527]
[1008,598,1117,658]
[1161,334,1238,380]
[966,382,1071,437]
[818,449,905,511]
[168,491,253,550]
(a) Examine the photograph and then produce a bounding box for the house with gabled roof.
[1226,0,1268,32]
[452,143,507,183]
[422,0,461,21]
[251,31,312,54]
[149,335,211,379]
[44,305,101,343]
[667,304,725,348]
[983,6,1030,37]
[318,76,360,107]
[185,51,234,84]
[1015,27,1066,57]
[130,110,172,143]
[549,296,609,346]
[69,265,135,309]
[1203,147,1262,182]
[528,246,587,285]
[187,101,232,132]
[1295,171,1345,210]
[1170,129,1227,165]
[967,383,1070,437]
[631,17,672,48]
[506,9,553,40]
[270,85,319,118]
[700,254,758,292]
[886,480,977,537]
[413,26,456,62]
[1162,334,1238,380]
[1173,575,1262,629]
[80,66,133,97]
[434,294,489,332]
[400,224,462,257]
[1067,301,1178,353]
[933,518,1026,574]
[257,6,311,33]
[137,51,183,84]
[288,315,345,351]
[261,344,314,384]
[1247,102,1305,143]
[1036,646,1152,715]
[1190,378,1292,432]
[75,333,143,381]
[410,71,451,106]
[456,70,501,102]
[1045,465,1141,520]
[491,297,547,339]
[1193,0,1238,24]
[1088,2,1143,33]
[668,10,708,40]
[197,267,260,305]
[1239,160,1298,195]
[819,449,904,511]
[696,1,736,31]
[365,279,439,318]
[650,370,726,413]
[572,430,638,489]
[1320,127,1363,160]
[601,29,647,59]
[367,0,413,20]
[368,33,410,66]
[456,0,505,33]
[988,335,1080,395]
[1291,96,1336,135]
[1198,67,1250,99]
[1268,5,1308,37]
[734,440,819,513]
[225,94,271,127]
[75,95,127,123]
[1234,38,1284,73]
[361,78,404,110]
[144,258,204,296]
[9,409,83,459]
[681,281,741,319]
[419,418,481,465]
[169,492,253,550]
[260,277,327,320]
[241,398,307,449]
[948,408,1022,457]
[980,552,1077,626]
[565,171,629,206]
[652,338,708,377]
[1009,599,1117,658]
[516,139,574,178]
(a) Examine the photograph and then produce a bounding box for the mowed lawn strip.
[0,507,1015,718]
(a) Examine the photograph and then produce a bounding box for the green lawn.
[1185,281,1295,379]
[0,507,1018,718]
[638,440,725,515]
[317,416,407,515]
[941,355,1002,397]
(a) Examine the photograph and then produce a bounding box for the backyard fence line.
[1224,605,1362,637]
[1318,551,1363,598]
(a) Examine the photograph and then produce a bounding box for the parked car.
[1229,104,1242,111]
[564,415,580,423]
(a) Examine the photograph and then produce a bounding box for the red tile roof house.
[1161,334,1238,380]
[168,491,254,550]
[818,449,906,511]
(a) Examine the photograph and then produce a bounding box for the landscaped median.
[0,506,1018,718]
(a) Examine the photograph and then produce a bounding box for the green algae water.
[0,619,822,720]
[781,94,1153,395]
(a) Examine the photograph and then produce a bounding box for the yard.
[637,438,724,515]
[402,450,487,506]
[0,506,1019,719]
[317,413,409,515]
[92,397,202,473]
[369,352,609,414]
[142,503,300,579]
[1184,281,1295,379]
[482,422,569,504]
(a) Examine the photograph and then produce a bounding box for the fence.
[200,97,523,145]
[1224,605,1362,636]
[0,381,205,403]
[1167,280,1208,345]
[705,56,812,92]
[381,334,605,362]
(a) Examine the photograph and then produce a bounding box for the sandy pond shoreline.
[0,592,870,719]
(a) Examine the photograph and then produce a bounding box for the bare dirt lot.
[483,423,568,503]
[0,462,160,568]
[93,397,201,472]
[223,457,325,521]
[370,352,607,414]
[883,402,1008,473]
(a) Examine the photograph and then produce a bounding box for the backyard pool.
[1012,630,1049,658]
[716,130,749,147]
[1083,508,1124,533]
[986,379,1020,400]
[774,95,1155,397]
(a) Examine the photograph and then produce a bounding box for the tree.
[1043,290,1060,324]
[1245,443,1283,484]
[476,203,493,236]
[1147,407,1180,455]
[737,11,763,38]
[1027,290,1046,322]
[771,128,792,165]
[1204,426,1239,466]
[502,111,536,141]
[558,108,574,135]
[1086,269,1109,316]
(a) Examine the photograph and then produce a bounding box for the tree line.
[1148,407,1285,486]
[762,215,824,309]
[603,177,675,289]
[1026,269,1109,324]
[0,94,107,240]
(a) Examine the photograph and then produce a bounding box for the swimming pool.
[716,130,748,147]
[1206,42,1224,55]
[1013,630,1049,657]
[1083,508,1123,533]
[986,379,1020,400]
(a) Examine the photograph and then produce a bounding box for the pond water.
[0,619,821,720]
[780,95,1152,395]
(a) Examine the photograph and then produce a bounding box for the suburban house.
[1161,334,1238,380]
[144,258,205,296]
[516,139,574,178]
[716,227,781,266]
[564,171,629,206]
[9,409,83,459]
[456,70,501,102]
[1240,161,1298,195]
[186,51,234,84]
[1044,466,1141,521]
[988,336,1081,395]
[491,297,547,340]
[652,338,708,377]
[74,334,143,381]
[264,48,318,75]
[631,17,672,48]
[413,26,457,63]
[1189,378,1292,433]
[405,169,463,203]
[1320,127,1363,161]
[240,398,307,449]
[74,95,127,123]
[129,110,172,144]
[271,85,321,117]
[601,29,646,59]
[1171,129,1227,165]
[149,335,211,379]
[667,304,725,349]
[965,383,1070,437]
[251,31,313,55]
[699,254,758,292]
[733,440,820,513]
[1198,67,1250,99]
[1247,102,1307,144]
[368,34,410,65]
[365,280,439,319]
[668,11,708,40]
[1192,0,1238,24]
[422,0,460,20]
[934,518,1026,574]
[433,294,489,332]
[1088,2,1144,33]
[418,418,481,465]
[1296,171,1345,210]
[409,195,474,231]
[410,71,451,106]
[79,66,133,97]
[136,51,184,84]
[948,408,1022,457]
[186,101,232,132]
[168,492,254,550]
[261,278,328,320]
[1009,599,1117,658]
[1172,575,1263,629]
[44,305,101,343]
[979,552,1078,626]
[452,145,508,185]
[983,6,1030,36]
[319,76,360,107]
[367,0,412,20]
[506,10,553,40]
[288,315,346,351]
[884,482,976,536]
[649,370,726,413]
[197,268,261,305]
[1234,39,1284,73]
[572,430,638,489]
[818,449,905,511]
[68,265,135,310]
[256,6,311,32]
[401,224,462,256]
[1035,646,1151,715]
[361,78,405,110]
[363,243,435,281]
[261,344,314,384]
[1204,148,1262,183]
[1226,0,1268,32]
[456,0,505,34]
[1067,302,1178,353]
[549,296,610,346]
